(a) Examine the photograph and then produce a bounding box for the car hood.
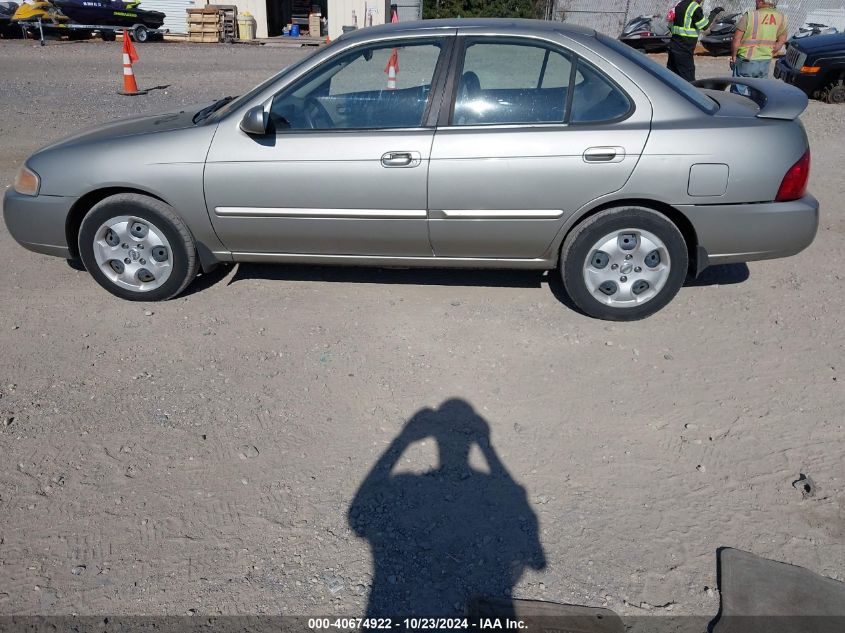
[25,104,219,197]
[793,31,845,54]
[35,105,206,154]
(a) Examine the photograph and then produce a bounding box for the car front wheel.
[78,193,198,301]
[560,206,688,321]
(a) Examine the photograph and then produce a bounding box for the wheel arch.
[66,187,168,260]
[554,199,704,277]
[819,67,845,102]
[820,65,845,84]
[66,187,220,273]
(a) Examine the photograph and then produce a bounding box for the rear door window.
[451,38,631,126]
[597,32,717,113]
[452,40,572,125]
[569,60,631,123]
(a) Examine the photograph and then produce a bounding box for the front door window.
[270,40,445,130]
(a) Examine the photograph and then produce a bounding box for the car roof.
[338,18,596,42]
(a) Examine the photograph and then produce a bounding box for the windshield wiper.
[193,96,237,124]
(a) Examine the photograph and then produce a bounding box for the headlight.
[14,165,40,197]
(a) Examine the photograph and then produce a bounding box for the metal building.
[141,0,196,34]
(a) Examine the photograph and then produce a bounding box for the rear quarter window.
[597,33,718,114]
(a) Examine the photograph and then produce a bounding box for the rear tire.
[78,194,198,301]
[560,206,688,321]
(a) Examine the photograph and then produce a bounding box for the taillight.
[776,150,810,202]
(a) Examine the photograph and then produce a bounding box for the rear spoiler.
[692,77,809,120]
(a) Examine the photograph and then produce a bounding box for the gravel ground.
[0,39,843,619]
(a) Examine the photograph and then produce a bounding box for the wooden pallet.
[188,13,220,23]
[187,32,220,42]
[207,4,237,42]
[188,33,221,41]
[187,7,223,43]
[189,23,221,33]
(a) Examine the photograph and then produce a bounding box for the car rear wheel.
[560,206,688,321]
[78,194,198,301]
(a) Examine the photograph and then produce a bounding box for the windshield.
[199,51,321,123]
[597,33,718,114]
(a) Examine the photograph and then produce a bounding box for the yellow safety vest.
[671,1,709,37]
[738,8,783,60]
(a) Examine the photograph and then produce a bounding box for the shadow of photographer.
[348,399,546,618]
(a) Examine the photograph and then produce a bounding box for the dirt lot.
[0,39,843,620]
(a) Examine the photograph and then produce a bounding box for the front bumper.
[773,59,819,97]
[2,188,75,259]
[681,194,819,267]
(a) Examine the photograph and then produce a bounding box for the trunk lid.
[693,77,809,120]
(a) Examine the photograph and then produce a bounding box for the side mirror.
[240,105,268,135]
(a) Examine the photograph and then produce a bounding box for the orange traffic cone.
[384,47,398,90]
[385,62,396,89]
[119,30,147,96]
[384,7,399,89]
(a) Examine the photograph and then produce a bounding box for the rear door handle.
[381,151,421,168]
[583,146,625,163]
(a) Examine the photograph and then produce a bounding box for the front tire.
[821,79,845,105]
[560,206,688,321]
[78,194,198,301]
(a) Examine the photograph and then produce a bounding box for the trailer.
[19,17,167,45]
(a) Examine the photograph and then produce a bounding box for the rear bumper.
[681,194,819,266]
[2,188,74,259]
[773,59,819,97]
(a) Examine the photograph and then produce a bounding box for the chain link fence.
[553,0,845,39]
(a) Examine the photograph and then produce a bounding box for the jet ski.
[0,2,19,19]
[619,14,671,52]
[1,1,19,27]
[700,12,740,56]
[10,0,69,24]
[52,0,164,29]
[791,22,839,42]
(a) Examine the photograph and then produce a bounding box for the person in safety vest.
[730,0,788,94]
[667,0,723,81]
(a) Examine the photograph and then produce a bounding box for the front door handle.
[583,146,625,163]
[381,151,421,168]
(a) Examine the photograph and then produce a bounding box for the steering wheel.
[302,97,334,129]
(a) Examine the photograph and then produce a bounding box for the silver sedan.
[3,18,818,320]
